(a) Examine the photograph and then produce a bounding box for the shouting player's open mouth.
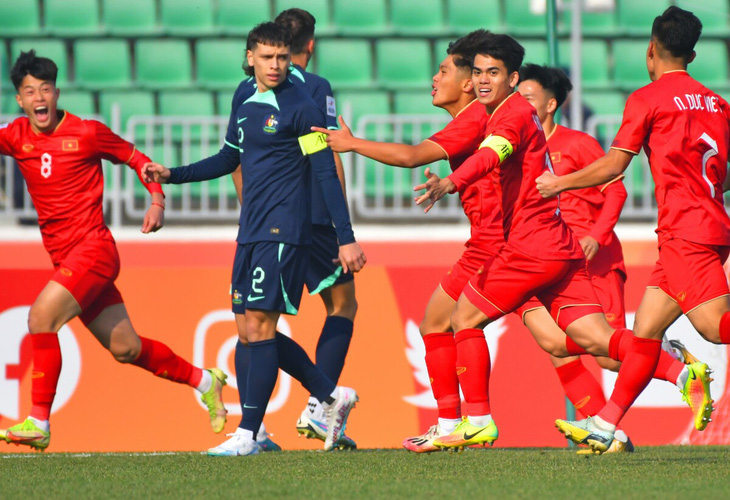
[34,105,50,123]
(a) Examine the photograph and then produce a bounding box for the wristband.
[151,202,165,210]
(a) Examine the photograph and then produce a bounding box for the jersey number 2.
[40,153,52,179]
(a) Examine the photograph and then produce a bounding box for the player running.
[143,23,365,457]
[537,6,723,447]
[230,8,359,450]
[416,33,663,454]
[0,51,227,452]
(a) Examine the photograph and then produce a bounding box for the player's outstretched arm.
[141,191,165,234]
[142,162,171,184]
[537,149,633,198]
[414,167,455,214]
[311,116,446,168]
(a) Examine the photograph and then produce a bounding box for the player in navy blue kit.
[143,22,365,457]
[230,9,360,450]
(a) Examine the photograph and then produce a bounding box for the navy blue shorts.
[305,224,354,295]
[231,241,308,315]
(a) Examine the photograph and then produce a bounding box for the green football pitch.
[2,447,729,498]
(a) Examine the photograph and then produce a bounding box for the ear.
[687,50,697,64]
[246,49,253,67]
[15,93,21,108]
[509,71,520,89]
[546,97,558,115]
[307,38,315,55]
[462,78,474,94]
[646,40,655,60]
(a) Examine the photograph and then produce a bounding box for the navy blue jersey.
[168,78,354,246]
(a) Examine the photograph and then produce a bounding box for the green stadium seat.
[617,0,671,35]
[391,0,447,35]
[557,39,610,89]
[135,40,192,89]
[160,0,214,35]
[45,0,101,36]
[74,40,131,90]
[559,4,619,37]
[505,0,547,35]
[158,90,216,141]
[582,90,626,117]
[676,0,729,36]
[433,39,454,66]
[690,41,729,90]
[57,90,96,117]
[332,0,390,36]
[612,40,650,91]
[334,90,390,137]
[393,90,449,143]
[99,90,156,138]
[315,39,373,89]
[196,40,247,90]
[0,1,41,36]
[376,40,432,89]
[102,0,159,36]
[520,40,549,66]
[274,0,334,35]
[447,0,503,33]
[1,94,22,115]
[216,0,270,35]
[11,39,69,87]
[216,90,238,115]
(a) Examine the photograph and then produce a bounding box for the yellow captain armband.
[298,131,329,156]
[479,134,514,163]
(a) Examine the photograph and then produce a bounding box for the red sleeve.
[0,121,18,156]
[92,121,163,195]
[447,146,500,192]
[427,105,485,159]
[610,92,650,154]
[590,178,627,245]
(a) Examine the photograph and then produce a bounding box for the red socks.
[598,336,661,425]
[132,337,202,388]
[719,311,730,344]
[29,333,63,421]
[608,328,684,384]
[554,359,606,418]
[423,332,461,419]
[454,329,491,416]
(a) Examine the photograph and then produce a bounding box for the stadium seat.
[158,90,216,141]
[216,0,271,35]
[677,0,729,36]
[99,90,156,138]
[690,41,729,90]
[160,0,214,35]
[557,39,610,89]
[582,90,626,117]
[393,90,449,143]
[504,0,547,35]
[274,0,335,35]
[447,0,503,33]
[334,90,390,136]
[376,40,432,89]
[559,4,619,37]
[216,90,238,115]
[332,0,390,36]
[315,39,373,89]
[196,40,247,90]
[390,0,447,35]
[520,40,549,66]
[11,39,69,87]
[102,0,159,36]
[135,40,192,89]
[612,40,650,91]
[0,0,41,36]
[57,90,96,117]
[1,94,21,115]
[617,0,671,35]
[74,40,131,90]
[45,0,101,36]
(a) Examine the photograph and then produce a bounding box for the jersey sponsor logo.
[263,114,279,134]
[60,268,73,277]
[326,96,336,117]
[246,294,265,302]
[270,227,280,234]
[237,117,247,124]
[550,151,561,163]
[22,143,34,152]
[232,289,243,305]
[479,134,513,163]
[62,140,78,151]
[677,291,687,302]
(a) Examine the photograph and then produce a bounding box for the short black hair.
[243,22,292,77]
[651,6,702,61]
[275,8,316,55]
[447,29,493,72]
[10,50,58,90]
[519,64,573,108]
[472,33,525,74]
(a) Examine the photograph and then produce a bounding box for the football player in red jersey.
[417,33,662,454]
[537,6,725,440]
[0,51,228,451]
[520,63,710,453]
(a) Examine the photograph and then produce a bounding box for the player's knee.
[109,336,141,363]
[595,356,621,372]
[27,306,56,334]
[329,297,358,321]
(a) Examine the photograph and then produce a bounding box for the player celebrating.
[537,6,723,446]
[416,33,662,454]
[230,8,359,450]
[0,51,227,451]
[143,23,365,457]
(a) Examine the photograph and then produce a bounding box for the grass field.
[2,446,730,498]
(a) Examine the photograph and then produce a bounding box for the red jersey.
[426,99,503,250]
[611,71,730,247]
[548,125,626,276]
[0,111,160,264]
[448,93,583,260]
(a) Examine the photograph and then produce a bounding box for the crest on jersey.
[263,114,279,134]
[232,289,243,305]
[22,144,34,152]
[62,140,78,151]
[550,151,561,163]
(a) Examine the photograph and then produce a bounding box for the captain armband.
[298,131,329,156]
[478,134,514,163]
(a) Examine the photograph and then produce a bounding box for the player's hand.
[142,162,171,184]
[580,236,600,261]
[311,116,354,153]
[536,171,561,198]
[335,241,366,274]
[142,204,165,233]
[413,167,454,213]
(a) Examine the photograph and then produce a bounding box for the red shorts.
[440,245,497,301]
[591,269,626,329]
[464,244,602,331]
[52,237,124,325]
[648,238,730,313]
